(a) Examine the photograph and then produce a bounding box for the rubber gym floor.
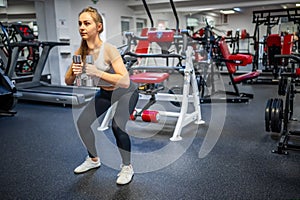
[0,77,300,200]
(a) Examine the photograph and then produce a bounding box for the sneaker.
[74,156,101,174]
[116,164,134,185]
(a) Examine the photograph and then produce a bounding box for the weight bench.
[129,72,170,122]
[99,30,204,141]
[218,37,260,101]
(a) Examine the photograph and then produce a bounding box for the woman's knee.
[112,121,129,139]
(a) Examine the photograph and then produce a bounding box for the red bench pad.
[219,38,253,74]
[130,72,169,83]
[233,71,260,83]
[296,68,300,76]
[228,54,252,65]
[226,54,252,74]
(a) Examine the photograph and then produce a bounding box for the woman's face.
[78,12,101,40]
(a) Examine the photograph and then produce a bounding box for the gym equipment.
[189,20,217,101]
[264,54,300,154]
[221,28,254,55]
[265,98,283,133]
[235,29,253,55]
[0,22,12,71]
[0,67,18,116]
[252,8,300,82]
[188,20,260,103]
[99,45,204,141]
[212,36,260,102]
[6,41,99,106]
[0,22,39,76]
[98,0,204,141]
[261,34,294,78]
[1,22,98,106]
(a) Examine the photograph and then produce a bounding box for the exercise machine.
[0,22,39,77]
[100,44,204,141]
[252,8,300,83]
[1,22,99,106]
[98,0,205,141]
[0,66,18,116]
[187,19,260,103]
[215,36,260,102]
[6,40,99,106]
[265,54,300,155]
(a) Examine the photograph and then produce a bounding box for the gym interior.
[0,0,300,199]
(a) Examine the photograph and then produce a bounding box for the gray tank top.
[93,42,114,86]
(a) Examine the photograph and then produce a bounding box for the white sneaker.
[74,156,101,174]
[116,164,134,185]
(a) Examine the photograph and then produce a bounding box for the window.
[136,18,147,36]
[121,17,132,44]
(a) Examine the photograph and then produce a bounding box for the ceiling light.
[233,8,241,12]
[296,3,300,7]
[220,10,235,14]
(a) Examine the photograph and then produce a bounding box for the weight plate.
[265,98,273,132]
[271,98,283,133]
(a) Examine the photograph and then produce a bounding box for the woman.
[65,6,138,185]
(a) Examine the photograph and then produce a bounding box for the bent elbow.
[118,74,130,88]
[120,79,130,88]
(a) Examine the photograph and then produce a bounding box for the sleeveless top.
[92,42,121,86]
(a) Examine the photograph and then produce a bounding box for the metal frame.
[98,46,205,141]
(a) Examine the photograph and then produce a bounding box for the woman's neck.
[86,37,102,51]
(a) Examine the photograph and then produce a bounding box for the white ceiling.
[126,0,300,14]
[5,0,300,16]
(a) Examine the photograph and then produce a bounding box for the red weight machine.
[215,37,260,102]
[263,33,294,75]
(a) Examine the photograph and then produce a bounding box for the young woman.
[65,6,138,185]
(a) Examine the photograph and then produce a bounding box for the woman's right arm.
[65,64,76,85]
[65,50,82,85]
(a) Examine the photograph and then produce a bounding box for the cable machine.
[252,8,300,82]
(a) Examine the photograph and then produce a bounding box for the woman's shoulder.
[103,42,121,57]
[103,42,117,50]
[101,42,121,60]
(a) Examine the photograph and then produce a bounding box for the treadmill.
[7,40,98,106]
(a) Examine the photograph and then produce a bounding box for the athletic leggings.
[77,82,139,165]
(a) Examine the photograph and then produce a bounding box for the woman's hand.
[85,63,103,78]
[72,63,83,75]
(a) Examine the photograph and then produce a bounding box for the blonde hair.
[78,6,103,61]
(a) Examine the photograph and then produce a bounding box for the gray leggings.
[77,82,139,165]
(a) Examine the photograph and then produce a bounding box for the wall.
[34,0,135,85]
[2,1,296,85]
[0,1,35,23]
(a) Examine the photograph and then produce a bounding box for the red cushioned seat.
[282,34,293,55]
[130,72,169,83]
[228,54,252,65]
[234,71,260,83]
[266,34,281,48]
[218,36,260,93]
[219,37,254,76]
[296,68,300,76]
